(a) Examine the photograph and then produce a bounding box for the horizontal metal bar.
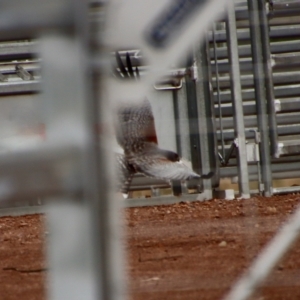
[212,71,300,91]
[219,5,300,22]
[0,80,40,94]
[210,40,300,62]
[129,175,170,191]
[273,185,300,194]
[244,4,300,19]
[0,190,212,213]
[0,40,39,59]
[278,140,300,156]
[208,26,300,44]
[238,170,300,181]
[215,98,300,118]
[123,190,212,208]
[0,205,45,217]
[269,6,300,18]
[4,63,299,97]
[268,5,300,18]
[235,16,300,29]
[211,53,300,74]
[217,125,300,142]
[273,52,300,69]
[2,183,300,215]
[220,161,300,178]
[153,78,183,91]
[271,0,300,11]
[0,144,83,206]
[0,61,40,73]
[275,97,300,113]
[216,154,300,169]
[214,84,300,103]
[216,112,300,130]
[215,101,256,117]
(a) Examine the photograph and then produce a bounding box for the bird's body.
[115,98,213,196]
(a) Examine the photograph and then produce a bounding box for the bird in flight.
[115,97,213,196]
[114,52,213,196]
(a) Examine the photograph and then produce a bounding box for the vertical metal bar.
[176,78,193,194]
[75,2,109,298]
[47,201,99,300]
[258,0,279,158]
[193,44,213,195]
[248,0,273,196]
[212,22,225,159]
[46,1,126,300]
[172,90,182,156]
[172,90,183,195]
[204,34,220,189]
[176,80,193,162]
[82,8,126,300]
[226,0,250,199]
[185,56,203,192]
[43,35,101,300]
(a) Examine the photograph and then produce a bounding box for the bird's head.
[165,151,180,162]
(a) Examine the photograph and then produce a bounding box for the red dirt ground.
[1,194,300,300]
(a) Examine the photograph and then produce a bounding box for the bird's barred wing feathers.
[115,153,135,195]
[115,98,158,152]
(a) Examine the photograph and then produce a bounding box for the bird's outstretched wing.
[130,155,213,181]
[115,98,158,153]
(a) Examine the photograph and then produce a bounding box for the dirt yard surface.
[0,214,46,300]
[1,194,300,300]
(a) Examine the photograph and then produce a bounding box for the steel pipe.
[258,0,279,158]
[221,160,300,177]
[213,22,226,159]
[212,72,300,90]
[208,25,300,44]
[225,0,250,198]
[210,39,300,61]
[213,84,300,103]
[217,124,300,141]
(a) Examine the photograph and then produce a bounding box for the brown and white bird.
[115,98,213,196]
[114,52,213,196]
